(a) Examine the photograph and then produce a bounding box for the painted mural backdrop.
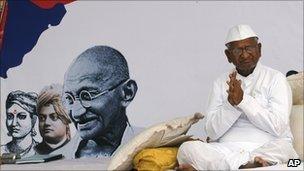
[0,0,139,159]
[0,0,302,159]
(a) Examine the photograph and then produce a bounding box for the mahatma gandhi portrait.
[62,45,138,158]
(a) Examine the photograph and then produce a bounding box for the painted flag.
[0,0,8,50]
[0,0,74,78]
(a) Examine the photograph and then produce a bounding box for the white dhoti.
[177,139,298,170]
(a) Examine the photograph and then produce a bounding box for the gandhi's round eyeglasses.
[63,79,129,109]
[230,44,258,56]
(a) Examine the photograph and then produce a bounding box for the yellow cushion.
[133,147,179,171]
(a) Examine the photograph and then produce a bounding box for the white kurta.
[177,63,298,170]
[205,62,293,143]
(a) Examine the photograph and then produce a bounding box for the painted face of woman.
[6,104,33,139]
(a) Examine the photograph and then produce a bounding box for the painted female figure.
[1,90,38,158]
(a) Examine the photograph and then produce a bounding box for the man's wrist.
[237,94,252,112]
[225,100,242,113]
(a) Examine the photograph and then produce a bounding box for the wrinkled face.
[63,59,122,140]
[6,104,33,139]
[226,37,261,74]
[39,105,67,143]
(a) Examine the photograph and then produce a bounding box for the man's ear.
[225,49,232,63]
[121,79,138,107]
[258,43,262,57]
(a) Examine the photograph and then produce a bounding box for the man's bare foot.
[175,163,196,171]
[239,156,271,169]
[254,156,270,167]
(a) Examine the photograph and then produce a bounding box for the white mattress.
[2,158,303,170]
[241,163,303,170]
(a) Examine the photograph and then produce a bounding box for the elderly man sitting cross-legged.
[176,24,299,170]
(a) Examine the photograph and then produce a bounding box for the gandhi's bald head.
[66,46,130,87]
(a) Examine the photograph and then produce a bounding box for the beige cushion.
[287,72,303,105]
[290,105,303,160]
[107,112,204,170]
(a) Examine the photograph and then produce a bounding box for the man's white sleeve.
[237,73,291,137]
[204,80,242,141]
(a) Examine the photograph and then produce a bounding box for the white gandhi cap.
[225,24,258,44]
